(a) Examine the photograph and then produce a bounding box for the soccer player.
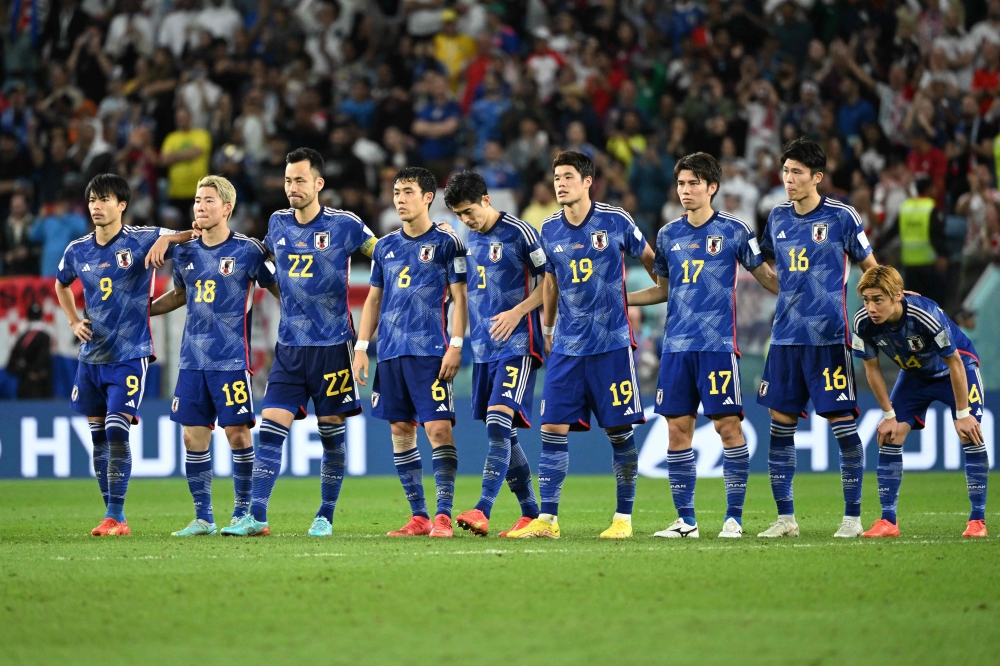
[353,167,468,538]
[54,174,195,536]
[150,176,278,536]
[628,153,778,539]
[507,151,656,540]
[756,138,878,538]
[853,265,988,538]
[222,148,378,537]
[443,171,543,537]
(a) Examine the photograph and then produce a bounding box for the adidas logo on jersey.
[342,395,353,404]
[277,238,286,245]
[670,243,681,251]
[836,393,849,401]
[777,231,786,239]
[237,406,249,415]
[553,245,564,253]
[976,408,984,416]
[385,251,395,258]
[722,397,734,405]
[81,264,91,272]
[624,407,634,415]
[502,390,513,399]
[125,400,135,408]
[184,263,194,270]
[436,404,448,412]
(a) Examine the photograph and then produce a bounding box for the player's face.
[451,197,490,231]
[553,165,591,206]
[782,159,822,202]
[393,180,432,222]
[193,186,231,231]
[284,161,324,210]
[861,288,902,324]
[88,193,127,228]
[676,170,717,211]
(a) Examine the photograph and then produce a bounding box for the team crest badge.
[115,249,133,268]
[489,242,503,263]
[811,223,829,244]
[71,385,78,402]
[171,397,179,413]
[219,257,236,276]
[656,389,663,405]
[419,244,435,263]
[314,231,330,250]
[906,336,925,352]
[707,235,723,256]
[591,230,609,251]
[758,381,769,397]
[372,392,380,408]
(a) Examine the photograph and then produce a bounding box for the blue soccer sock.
[231,446,254,519]
[768,420,797,516]
[832,419,864,518]
[609,429,638,516]
[250,419,289,523]
[393,438,428,518]
[666,446,697,525]
[964,444,989,522]
[876,444,903,524]
[475,412,513,518]
[104,413,133,522]
[539,431,569,517]
[316,422,346,522]
[723,444,750,525]
[506,428,539,519]
[89,422,110,507]
[185,449,213,523]
[432,444,458,518]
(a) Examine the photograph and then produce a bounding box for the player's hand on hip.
[955,415,984,445]
[877,417,897,445]
[353,350,369,386]
[72,319,93,343]
[145,237,172,268]
[490,308,522,341]
[439,346,461,381]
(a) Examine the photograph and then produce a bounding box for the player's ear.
[315,176,325,192]
[813,170,824,185]
[481,194,490,208]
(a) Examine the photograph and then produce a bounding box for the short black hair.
[443,170,488,209]
[780,137,826,175]
[915,175,934,197]
[674,152,722,201]
[286,147,325,175]
[84,173,130,206]
[552,150,595,180]
[392,166,438,200]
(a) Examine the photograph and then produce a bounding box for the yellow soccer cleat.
[599,518,633,539]
[504,516,560,539]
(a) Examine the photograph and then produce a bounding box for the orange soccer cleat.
[455,509,489,536]
[428,514,454,538]
[91,518,131,536]
[387,515,432,537]
[498,516,534,538]
[962,519,988,538]
[863,519,900,538]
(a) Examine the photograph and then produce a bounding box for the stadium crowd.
[2,0,1000,315]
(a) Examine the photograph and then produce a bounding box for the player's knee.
[225,425,252,450]
[389,421,416,438]
[182,429,196,450]
[667,421,692,448]
[424,420,453,445]
[541,423,570,435]
[714,418,744,447]
[318,414,345,425]
[769,409,796,424]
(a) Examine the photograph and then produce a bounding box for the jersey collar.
[93,224,125,248]
[400,223,437,241]
[790,196,826,219]
[294,207,325,227]
[684,210,719,229]
[198,229,233,250]
[560,201,595,230]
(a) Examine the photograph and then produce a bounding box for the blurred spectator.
[0,131,33,217]
[525,28,565,103]
[468,70,510,161]
[520,180,560,232]
[434,9,476,92]
[6,302,53,399]
[42,0,91,62]
[323,123,368,195]
[193,0,244,46]
[29,196,90,277]
[1,193,39,276]
[906,128,947,208]
[412,71,461,183]
[339,78,376,133]
[161,106,211,223]
[475,140,520,192]
[956,165,1000,302]
[104,0,154,64]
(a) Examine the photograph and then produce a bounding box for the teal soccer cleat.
[308,516,333,537]
[220,514,271,536]
[171,519,218,537]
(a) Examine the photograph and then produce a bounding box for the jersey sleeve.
[369,247,384,289]
[652,227,669,278]
[251,244,277,289]
[442,233,467,284]
[171,247,185,288]
[520,225,547,277]
[851,313,879,360]
[136,226,176,258]
[759,212,775,261]
[56,246,76,285]
[920,305,957,357]
[840,206,873,263]
[345,213,378,257]
[620,213,647,259]
[736,225,764,271]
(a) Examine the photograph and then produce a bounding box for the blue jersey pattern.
[542,202,647,356]
[172,232,277,371]
[264,206,376,347]
[760,197,872,346]
[654,211,762,354]
[370,224,467,361]
[57,225,172,364]
[466,212,546,364]
[852,295,979,382]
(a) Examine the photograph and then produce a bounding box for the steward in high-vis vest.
[881,176,949,307]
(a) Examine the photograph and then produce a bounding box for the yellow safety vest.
[898,197,937,267]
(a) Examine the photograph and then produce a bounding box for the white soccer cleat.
[653,517,699,538]
[718,517,743,539]
[833,516,863,538]
[757,517,799,538]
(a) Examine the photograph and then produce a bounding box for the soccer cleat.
[654,517,699,538]
[498,516,534,538]
[229,516,243,527]
[833,517,863,538]
[92,517,131,536]
[386,515,432,537]
[220,514,270,536]
[962,519,988,538]
[863,519,900,538]
[600,518,633,539]
[171,519,217,537]
[718,517,743,539]
[308,516,333,537]
[429,514,453,538]
[505,516,560,539]
[757,518,799,538]
[455,509,489,536]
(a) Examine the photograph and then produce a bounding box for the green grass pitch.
[2,473,997,666]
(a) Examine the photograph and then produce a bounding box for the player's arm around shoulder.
[144,227,199,269]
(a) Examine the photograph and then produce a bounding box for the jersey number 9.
[100,277,113,301]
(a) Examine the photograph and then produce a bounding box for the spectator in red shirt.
[905,128,948,208]
[460,33,495,115]
[972,41,1000,115]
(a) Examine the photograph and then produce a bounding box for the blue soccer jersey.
[760,197,872,346]
[172,232,277,371]
[264,206,376,347]
[57,225,173,364]
[852,294,979,382]
[370,224,467,361]
[466,212,546,364]
[541,202,647,356]
[654,211,762,354]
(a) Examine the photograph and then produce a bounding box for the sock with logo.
[876,444,903,524]
[185,449,213,523]
[250,419,289,523]
[832,419,864,517]
[539,431,569,517]
[609,429,638,517]
[89,422,110,507]
[231,446,254,519]
[723,444,750,525]
[316,422,346,523]
[393,440,428,518]
[432,445,458,518]
[666,447,696,525]
[768,420,797,517]
[506,428,539,519]
[104,413,133,522]
[964,444,989,522]
[475,412,513,518]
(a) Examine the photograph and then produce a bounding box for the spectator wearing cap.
[434,8,476,92]
[412,71,462,184]
[161,106,211,224]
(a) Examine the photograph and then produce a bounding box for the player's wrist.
[449,336,463,349]
[882,409,896,420]
[955,407,972,420]
[355,340,369,352]
[543,325,555,336]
